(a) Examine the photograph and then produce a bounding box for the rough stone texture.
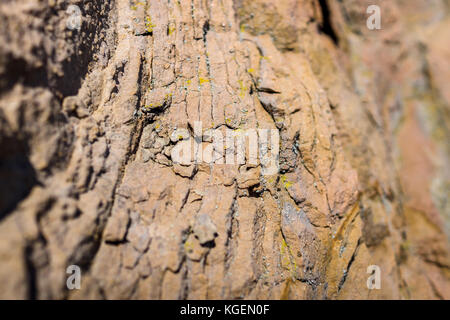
[0,0,449,299]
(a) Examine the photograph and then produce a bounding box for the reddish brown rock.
[0,0,448,299]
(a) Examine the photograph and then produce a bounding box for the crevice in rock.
[0,136,37,222]
[337,237,361,293]
[318,0,339,45]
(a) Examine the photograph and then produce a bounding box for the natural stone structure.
[0,0,448,299]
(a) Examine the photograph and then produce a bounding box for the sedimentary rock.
[0,0,448,299]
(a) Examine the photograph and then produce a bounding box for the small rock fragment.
[192,214,218,245]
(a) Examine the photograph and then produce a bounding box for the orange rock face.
[0,0,448,299]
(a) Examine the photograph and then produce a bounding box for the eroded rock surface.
[0,0,449,299]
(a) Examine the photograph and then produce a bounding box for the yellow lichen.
[131,1,145,10]
[184,241,194,253]
[280,237,298,277]
[199,77,209,85]
[280,175,293,189]
[280,238,291,268]
[145,16,156,33]
[238,80,247,98]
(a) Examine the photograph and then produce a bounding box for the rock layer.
[0,0,449,299]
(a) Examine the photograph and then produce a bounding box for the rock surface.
[0,0,449,299]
